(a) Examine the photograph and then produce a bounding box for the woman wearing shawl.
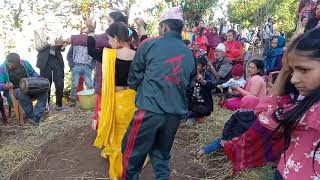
[207,26,222,61]
[264,36,285,74]
[92,22,137,180]
[67,12,138,130]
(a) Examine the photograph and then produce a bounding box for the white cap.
[160,5,184,22]
[216,43,226,53]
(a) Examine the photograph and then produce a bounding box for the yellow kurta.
[94,48,136,180]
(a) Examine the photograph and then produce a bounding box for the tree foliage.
[228,0,299,36]
[182,0,219,26]
[0,0,131,55]
[163,0,219,26]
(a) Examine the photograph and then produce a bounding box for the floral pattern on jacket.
[256,96,320,179]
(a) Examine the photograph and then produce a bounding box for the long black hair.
[249,59,264,76]
[199,27,206,37]
[273,28,320,175]
[109,11,127,24]
[106,22,130,42]
[106,22,140,48]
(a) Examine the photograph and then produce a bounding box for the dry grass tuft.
[178,100,274,180]
[0,107,92,180]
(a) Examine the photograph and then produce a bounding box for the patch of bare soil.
[10,124,206,180]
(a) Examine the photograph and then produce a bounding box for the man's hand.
[207,61,216,72]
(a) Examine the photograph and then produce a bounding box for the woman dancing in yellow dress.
[93,22,138,180]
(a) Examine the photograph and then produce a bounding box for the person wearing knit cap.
[121,5,196,179]
[207,43,233,86]
[196,95,259,156]
[217,64,246,97]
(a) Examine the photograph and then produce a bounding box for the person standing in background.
[34,16,66,111]
[262,17,274,56]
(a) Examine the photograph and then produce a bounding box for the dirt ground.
[9,124,207,180]
[1,101,272,180]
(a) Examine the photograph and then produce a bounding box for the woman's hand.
[280,48,291,73]
[92,120,98,131]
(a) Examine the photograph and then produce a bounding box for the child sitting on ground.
[197,95,259,156]
[217,64,246,98]
[185,56,215,127]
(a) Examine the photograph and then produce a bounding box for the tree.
[227,0,298,37]
[182,0,219,26]
[0,0,133,55]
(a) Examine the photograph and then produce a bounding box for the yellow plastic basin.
[77,89,97,110]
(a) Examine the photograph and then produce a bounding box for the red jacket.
[195,35,208,52]
[224,40,243,61]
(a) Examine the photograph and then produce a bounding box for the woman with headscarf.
[206,26,222,61]
[264,36,285,74]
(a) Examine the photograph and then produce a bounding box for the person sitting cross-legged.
[185,56,216,126]
[0,53,48,125]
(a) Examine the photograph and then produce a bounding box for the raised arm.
[87,36,103,63]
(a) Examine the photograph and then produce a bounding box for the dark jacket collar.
[163,31,182,39]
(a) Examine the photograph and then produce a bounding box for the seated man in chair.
[0,53,48,125]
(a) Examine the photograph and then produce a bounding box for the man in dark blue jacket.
[122,5,196,180]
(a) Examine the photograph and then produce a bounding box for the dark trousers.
[188,104,211,118]
[122,109,181,180]
[40,55,64,107]
[0,95,7,123]
[14,89,48,122]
